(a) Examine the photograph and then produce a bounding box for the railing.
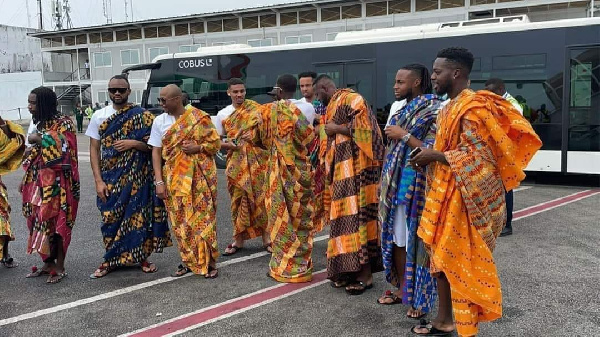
[61,68,91,82]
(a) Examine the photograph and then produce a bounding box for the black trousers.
[505,189,514,229]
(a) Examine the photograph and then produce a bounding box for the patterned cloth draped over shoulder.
[379,94,441,313]
[418,89,542,336]
[222,99,269,241]
[97,104,172,268]
[246,99,316,283]
[161,106,221,275]
[21,115,80,261]
[321,89,385,281]
[0,121,25,259]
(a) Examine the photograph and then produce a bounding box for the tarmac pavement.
[0,133,598,336]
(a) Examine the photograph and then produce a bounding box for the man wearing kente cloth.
[410,47,541,336]
[0,115,25,268]
[22,87,80,284]
[242,77,316,283]
[314,75,385,295]
[378,64,441,320]
[150,85,221,279]
[216,78,270,256]
[88,75,172,279]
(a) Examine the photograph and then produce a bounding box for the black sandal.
[171,264,191,277]
[345,281,373,295]
[1,256,17,268]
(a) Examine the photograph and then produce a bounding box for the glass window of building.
[366,1,387,17]
[389,0,411,14]
[98,91,108,105]
[89,33,101,44]
[223,18,239,31]
[190,22,205,34]
[321,7,341,22]
[120,49,140,66]
[207,20,222,33]
[64,36,75,46]
[144,27,158,38]
[157,25,172,37]
[51,37,63,47]
[416,0,439,11]
[128,29,142,40]
[248,38,274,47]
[101,32,114,43]
[149,47,169,61]
[260,14,277,28]
[242,16,259,29]
[174,23,189,36]
[93,52,112,67]
[441,0,464,9]
[179,44,204,53]
[280,11,298,26]
[299,9,317,23]
[115,30,129,42]
[342,4,362,19]
[471,0,495,4]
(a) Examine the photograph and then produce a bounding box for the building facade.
[30,0,596,110]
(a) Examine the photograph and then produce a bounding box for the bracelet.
[154,180,165,186]
[401,133,412,143]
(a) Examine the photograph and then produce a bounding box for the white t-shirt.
[290,99,315,125]
[212,105,235,136]
[385,99,407,127]
[148,113,177,148]
[85,105,117,140]
[25,120,37,147]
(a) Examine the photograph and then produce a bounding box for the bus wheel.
[215,150,227,170]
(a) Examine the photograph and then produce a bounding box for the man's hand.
[95,180,110,203]
[155,184,167,200]
[384,125,408,140]
[182,140,202,155]
[409,148,446,170]
[113,140,136,152]
[220,140,238,151]
[324,122,343,137]
[28,133,42,146]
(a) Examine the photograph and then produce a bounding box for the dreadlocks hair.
[30,86,58,124]
[401,63,433,95]
[110,74,130,88]
[436,47,475,74]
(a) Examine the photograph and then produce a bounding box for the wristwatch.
[401,133,412,143]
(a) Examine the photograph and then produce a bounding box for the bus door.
[314,60,376,109]
[564,45,600,174]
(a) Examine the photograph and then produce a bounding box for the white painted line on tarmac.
[0,234,329,327]
[514,186,532,192]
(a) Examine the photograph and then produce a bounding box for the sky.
[0,0,310,29]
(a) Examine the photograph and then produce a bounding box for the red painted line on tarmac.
[513,189,599,221]
[125,270,329,337]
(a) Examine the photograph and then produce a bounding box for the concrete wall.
[0,71,41,120]
[0,25,44,73]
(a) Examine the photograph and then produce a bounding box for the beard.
[110,95,128,105]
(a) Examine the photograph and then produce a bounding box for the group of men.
[0,46,542,336]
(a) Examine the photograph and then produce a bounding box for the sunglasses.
[157,96,180,104]
[108,88,128,94]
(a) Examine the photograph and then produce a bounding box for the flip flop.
[89,265,111,279]
[1,256,17,268]
[345,281,373,295]
[141,261,158,273]
[171,264,191,277]
[26,266,49,278]
[410,323,454,336]
[377,290,403,305]
[222,243,243,256]
[46,270,67,284]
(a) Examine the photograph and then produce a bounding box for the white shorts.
[392,204,409,248]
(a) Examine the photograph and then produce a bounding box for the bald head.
[159,84,184,114]
[315,74,337,106]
